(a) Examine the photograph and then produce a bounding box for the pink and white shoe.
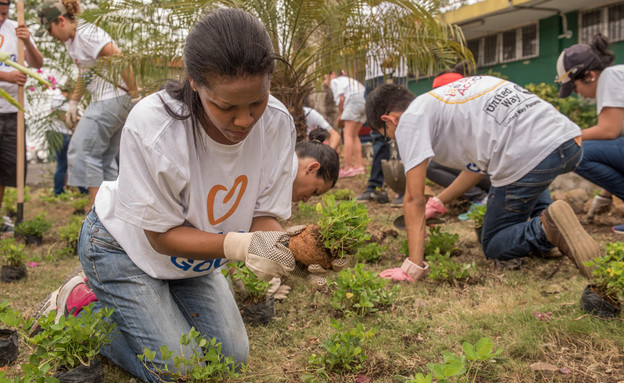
[339,168,355,178]
[352,167,366,176]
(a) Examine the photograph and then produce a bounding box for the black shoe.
[391,195,404,208]
[357,190,389,204]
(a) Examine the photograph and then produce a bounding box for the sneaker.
[339,168,355,178]
[356,190,389,204]
[540,200,600,278]
[0,216,13,232]
[352,167,366,176]
[612,224,624,234]
[458,198,487,221]
[29,266,98,336]
[391,194,404,208]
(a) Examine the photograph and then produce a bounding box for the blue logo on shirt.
[170,257,228,272]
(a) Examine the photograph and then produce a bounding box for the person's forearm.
[24,42,43,69]
[144,226,226,260]
[437,171,485,205]
[70,76,86,101]
[404,195,426,266]
[121,64,139,97]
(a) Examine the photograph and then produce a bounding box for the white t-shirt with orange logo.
[0,19,37,113]
[95,91,296,279]
[397,76,581,187]
[65,21,127,102]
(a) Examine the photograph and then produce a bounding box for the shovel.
[392,215,444,231]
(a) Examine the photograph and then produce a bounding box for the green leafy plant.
[71,197,90,214]
[327,188,355,201]
[306,319,377,375]
[330,263,398,316]
[137,327,241,382]
[56,216,83,257]
[15,214,52,238]
[584,242,624,301]
[408,337,503,383]
[316,194,371,259]
[0,237,27,267]
[401,226,459,257]
[428,248,476,283]
[465,204,487,228]
[355,242,386,263]
[230,263,270,303]
[1,187,31,216]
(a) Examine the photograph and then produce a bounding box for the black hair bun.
[308,127,329,143]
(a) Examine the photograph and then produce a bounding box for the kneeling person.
[365,76,600,282]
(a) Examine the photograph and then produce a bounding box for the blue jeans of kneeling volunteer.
[481,138,582,260]
[78,209,248,383]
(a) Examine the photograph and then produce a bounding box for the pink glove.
[425,196,446,219]
[379,258,429,282]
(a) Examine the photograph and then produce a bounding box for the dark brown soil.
[288,224,332,268]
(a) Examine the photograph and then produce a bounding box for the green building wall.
[408,10,624,96]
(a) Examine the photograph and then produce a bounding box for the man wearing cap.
[0,0,43,214]
[555,33,624,232]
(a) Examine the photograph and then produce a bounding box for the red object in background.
[359,124,371,136]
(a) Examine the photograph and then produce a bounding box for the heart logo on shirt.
[207,175,248,225]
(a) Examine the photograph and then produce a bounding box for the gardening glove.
[223,231,295,281]
[267,277,291,300]
[379,258,429,282]
[425,196,446,219]
[65,100,79,130]
[286,225,347,279]
[585,195,612,223]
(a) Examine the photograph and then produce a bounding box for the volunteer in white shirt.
[37,0,140,208]
[303,106,340,151]
[365,77,600,282]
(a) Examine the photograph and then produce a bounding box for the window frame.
[579,1,624,44]
[466,22,539,67]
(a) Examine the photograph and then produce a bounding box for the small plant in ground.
[1,187,31,217]
[407,337,503,383]
[306,319,377,377]
[584,242,624,302]
[425,226,459,256]
[56,215,83,257]
[328,188,355,201]
[230,262,270,303]
[316,194,370,259]
[0,237,27,267]
[137,327,241,382]
[465,204,486,228]
[427,248,476,283]
[71,197,89,214]
[330,263,398,316]
[15,214,52,238]
[355,242,385,263]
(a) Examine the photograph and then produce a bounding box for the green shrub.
[0,237,27,267]
[230,262,270,303]
[15,214,52,237]
[428,248,476,283]
[330,263,398,316]
[584,242,624,300]
[138,327,241,382]
[316,194,370,259]
[327,188,355,201]
[401,226,459,257]
[355,242,385,263]
[307,319,377,374]
[466,204,487,227]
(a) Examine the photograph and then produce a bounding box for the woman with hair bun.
[555,33,624,232]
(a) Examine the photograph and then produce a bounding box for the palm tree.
[75,0,472,141]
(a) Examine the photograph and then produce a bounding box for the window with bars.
[579,2,624,43]
[466,23,538,67]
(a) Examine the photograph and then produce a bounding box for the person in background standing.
[0,0,43,214]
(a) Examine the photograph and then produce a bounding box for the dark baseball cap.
[555,44,600,98]
[36,0,67,37]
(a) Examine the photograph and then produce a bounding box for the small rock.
[566,189,589,213]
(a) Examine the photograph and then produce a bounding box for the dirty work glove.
[586,195,612,223]
[267,277,291,300]
[425,196,446,219]
[379,258,429,282]
[65,100,79,130]
[286,225,347,283]
[223,231,295,281]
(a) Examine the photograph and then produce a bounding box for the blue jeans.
[574,137,624,200]
[78,209,248,382]
[50,132,87,196]
[481,139,582,260]
[363,76,407,192]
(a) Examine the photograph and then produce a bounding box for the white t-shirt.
[329,76,366,106]
[49,93,72,135]
[303,106,333,135]
[596,65,624,137]
[95,91,296,279]
[0,19,37,113]
[65,21,126,102]
[397,76,581,187]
